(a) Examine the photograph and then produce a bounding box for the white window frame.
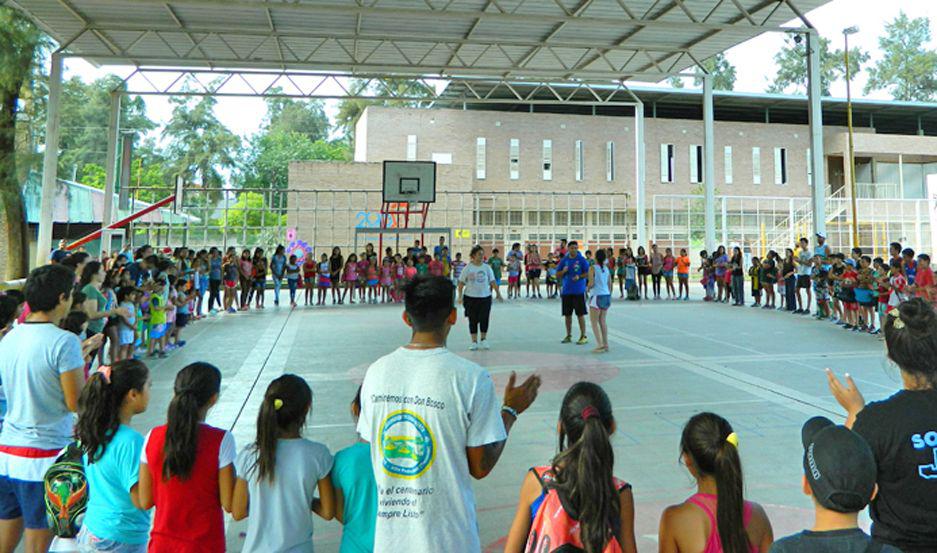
[724,146,733,184]
[542,139,553,181]
[774,147,788,185]
[660,143,675,183]
[752,147,762,185]
[406,134,417,161]
[575,140,584,182]
[475,137,486,180]
[689,144,703,184]
[509,138,520,180]
[606,141,615,182]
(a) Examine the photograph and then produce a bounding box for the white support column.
[36,52,63,266]
[102,91,121,230]
[807,29,827,238]
[633,100,646,248]
[703,75,716,252]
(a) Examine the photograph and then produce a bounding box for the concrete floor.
[130,289,895,552]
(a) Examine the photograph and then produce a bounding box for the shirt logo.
[379,410,436,479]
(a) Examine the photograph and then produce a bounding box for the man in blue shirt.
[555,240,589,345]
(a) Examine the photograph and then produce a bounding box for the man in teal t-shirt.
[487,249,504,286]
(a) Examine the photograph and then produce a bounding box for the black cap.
[802,416,877,513]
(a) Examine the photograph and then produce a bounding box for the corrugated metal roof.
[9,0,830,80]
[22,172,198,225]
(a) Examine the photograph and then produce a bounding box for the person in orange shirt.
[676,249,691,301]
[911,253,935,304]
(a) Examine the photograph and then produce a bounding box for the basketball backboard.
[383,161,436,203]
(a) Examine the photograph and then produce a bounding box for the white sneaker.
[480,340,490,350]
[469,342,478,351]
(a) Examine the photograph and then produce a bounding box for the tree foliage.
[767,35,868,96]
[335,78,435,138]
[0,6,48,278]
[211,191,286,229]
[242,130,349,191]
[263,91,330,142]
[865,12,937,101]
[669,53,737,91]
[161,89,241,202]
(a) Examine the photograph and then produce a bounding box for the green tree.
[767,36,868,96]
[693,54,737,90]
[865,12,937,101]
[667,54,735,91]
[263,91,329,142]
[57,75,155,179]
[79,162,106,189]
[335,78,435,139]
[212,191,286,228]
[0,6,48,278]
[161,89,241,202]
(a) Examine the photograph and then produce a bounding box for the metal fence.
[651,192,932,257]
[126,186,630,256]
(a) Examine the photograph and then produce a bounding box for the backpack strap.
[530,466,553,491]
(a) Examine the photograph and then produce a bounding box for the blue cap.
[49,249,69,263]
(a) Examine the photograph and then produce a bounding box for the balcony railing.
[856,182,901,199]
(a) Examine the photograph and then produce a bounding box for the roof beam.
[55,0,800,34]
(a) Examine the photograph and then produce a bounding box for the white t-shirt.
[141,428,236,468]
[235,439,333,553]
[459,263,496,298]
[357,347,506,553]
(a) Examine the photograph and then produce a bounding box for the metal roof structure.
[9,0,826,81]
[436,82,937,135]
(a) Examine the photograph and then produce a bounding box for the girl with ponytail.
[137,362,235,553]
[75,360,151,552]
[659,412,773,553]
[505,382,637,553]
[231,374,336,552]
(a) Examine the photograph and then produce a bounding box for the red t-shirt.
[428,259,444,276]
[145,424,226,553]
[915,267,935,301]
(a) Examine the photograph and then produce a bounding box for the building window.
[660,144,675,183]
[689,145,703,184]
[542,139,553,181]
[724,146,733,184]
[431,152,452,165]
[606,141,615,182]
[806,148,812,187]
[476,137,486,180]
[774,147,788,185]
[575,140,584,182]
[509,138,520,180]
[752,147,761,185]
[406,134,417,161]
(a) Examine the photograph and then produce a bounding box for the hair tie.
[274,399,284,411]
[726,432,739,448]
[581,405,599,421]
[96,365,112,384]
[889,309,905,329]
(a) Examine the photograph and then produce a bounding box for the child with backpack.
[75,360,152,552]
[138,362,235,553]
[232,374,335,552]
[332,386,377,553]
[659,412,774,553]
[504,382,637,553]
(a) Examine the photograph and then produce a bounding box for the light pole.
[844,26,859,248]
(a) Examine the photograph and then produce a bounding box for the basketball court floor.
[132,290,894,552]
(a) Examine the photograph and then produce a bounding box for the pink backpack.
[524,466,629,553]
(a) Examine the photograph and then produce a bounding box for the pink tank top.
[686,493,756,553]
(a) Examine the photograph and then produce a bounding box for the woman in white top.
[457,245,503,351]
[587,249,612,354]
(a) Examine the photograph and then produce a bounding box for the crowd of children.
[0,264,937,553]
[697,236,934,336]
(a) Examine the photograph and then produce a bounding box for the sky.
[61,0,937,142]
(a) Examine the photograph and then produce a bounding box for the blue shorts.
[663,271,673,278]
[150,323,166,339]
[367,279,379,287]
[79,527,147,552]
[0,475,47,529]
